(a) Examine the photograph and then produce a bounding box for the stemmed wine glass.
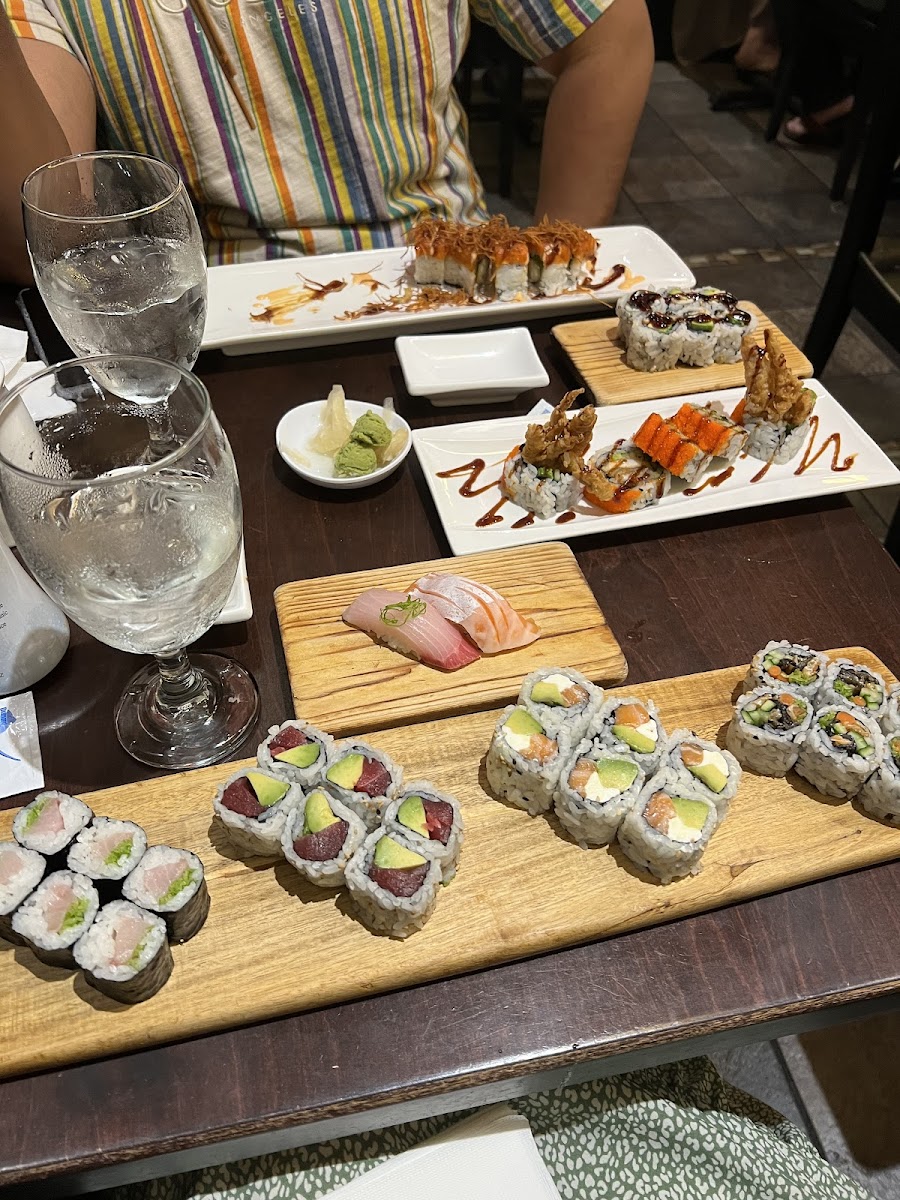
[0,356,258,770]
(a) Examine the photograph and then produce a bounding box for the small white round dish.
[276,398,412,490]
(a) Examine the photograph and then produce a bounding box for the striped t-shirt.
[7,0,609,263]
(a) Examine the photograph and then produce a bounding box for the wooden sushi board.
[552,302,813,406]
[1,647,898,1082]
[274,543,627,736]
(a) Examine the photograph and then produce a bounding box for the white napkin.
[0,692,44,799]
[319,1105,561,1200]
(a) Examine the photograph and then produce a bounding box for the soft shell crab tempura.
[741,329,816,427]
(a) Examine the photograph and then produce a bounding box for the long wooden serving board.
[274,543,627,735]
[552,302,813,406]
[1,648,898,1081]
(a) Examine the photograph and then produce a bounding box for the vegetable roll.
[744,641,827,700]
[725,687,812,776]
[12,870,99,967]
[818,659,888,719]
[281,788,366,889]
[592,695,666,775]
[345,829,442,938]
[13,791,92,864]
[213,768,302,859]
[858,733,900,824]
[624,312,684,373]
[382,783,464,882]
[714,308,756,364]
[585,440,670,514]
[518,667,604,742]
[0,843,46,946]
[665,730,741,819]
[633,412,712,483]
[485,705,571,816]
[616,288,666,340]
[500,450,582,520]
[66,818,147,899]
[883,685,900,736]
[323,740,403,830]
[679,314,719,368]
[671,402,748,463]
[617,770,718,883]
[795,707,885,799]
[122,846,209,943]
[553,743,644,848]
[74,901,173,1004]
[257,719,332,789]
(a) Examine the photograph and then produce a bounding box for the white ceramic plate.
[413,381,900,556]
[202,226,694,355]
[276,398,412,490]
[395,327,549,406]
[215,540,252,624]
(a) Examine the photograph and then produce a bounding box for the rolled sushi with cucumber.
[553,743,644,848]
[323,740,403,831]
[74,900,173,1004]
[882,685,900,736]
[0,843,46,946]
[257,719,332,789]
[665,730,741,820]
[857,733,900,824]
[617,769,719,883]
[213,767,302,859]
[518,667,604,742]
[795,706,885,799]
[12,869,99,967]
[485,705,572,817]
[382,783,463,882]
[744,641,827,700]
[818,659,888,720]
[592,695,666,775]
[725,686,812,776]
[281,788,366,889]
[624,311,684,373]
[345,829,443,938]
[122,845,209,943]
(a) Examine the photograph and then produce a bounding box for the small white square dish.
[396,327,549,406]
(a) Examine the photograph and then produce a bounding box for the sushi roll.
[122,845,209,943]
[678,313,719,368]
[13,791,92,864]
[443,235,478,295]
[883,685,900,736]
[665,730,741,820]
[858,733,900,824]
[584,440,670,514]
[633,412,712,483]
[795,706,885,799]
[74,901,173,1004]
[12,870,99,967]
[382,783,464,882]
[744,641,827,700]
[818,658,888,720]
[624,312,685,373]
[485,705,571,817]
[671,402,748,463]
[592,695,666,775]
[494,238,530,302]
[213,767,302,859]
[66,818,147,899]
[323,740,403,830]
[518,667,604,742]
[714,308,757,364]
[741,414,810,466]
[615,288,665,340]
[281,788,366,889]
[408,217,450,287]
[527,232,572,296]
[257,719,332,789]
[725,686,812,776]
[0,843,46,946]
[500,450,582,521]
[617,769,719,883]
[345,829,442,938]
[553,743,644,848]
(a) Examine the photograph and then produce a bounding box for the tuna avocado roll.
[13,791,93,864]
[66,817,147,899]
[485,705,571,816]
[744,641,826,699]
[592,695,666,775]
[213,767,302,859]
[122,845,209,943]
[323,741,403,830]
[12,869,99,967]
[74,900,173,1004]
[665,730,741,820]
[617,769,719,883]
[795,706,885,799]
[0,843,46,946]
[345,829,443,938]
[725,687,812,776]
[553,743,644,848]
[818,659,888,720]
[518,667,603,742]
[281,788,366,889]
[382,783,464,882]
[257,720,332,789]
[858,734,900,824]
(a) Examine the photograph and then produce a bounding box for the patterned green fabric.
[112,1058,870,1200]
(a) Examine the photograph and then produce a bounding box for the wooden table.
[2,295,900,1197]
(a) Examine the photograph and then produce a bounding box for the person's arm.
[0,7,96,283]
[535,0,652,226]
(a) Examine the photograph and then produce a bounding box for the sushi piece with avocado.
[617,769,719,883]
[795,706,885,799]
[281,789,366,888]
[518,667,603,742]
[485,705,572,816]
[818,659,888,720]
[213,767,303,859]
[257,719,333,789]
[726,686,812,776]
[744,641,826,700]
[382,782,463,881]
[665,730,741,820]
[553,742,645,848]
[593,695,666,774]
[323,740,403,830]
[345,829,443,938]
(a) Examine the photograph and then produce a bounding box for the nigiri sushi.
[342,588,481,671]
[410,574,539,654]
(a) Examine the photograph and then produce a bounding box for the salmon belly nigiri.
[410,573,540,655]
[342,588,481,671]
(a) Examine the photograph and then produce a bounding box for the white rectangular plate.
[215,540,252,625]
[413,382,900,556]
[202,226,694,355]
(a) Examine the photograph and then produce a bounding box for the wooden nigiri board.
[1,647,898,1082]
[274,543,627,736]
[552,302,813,406]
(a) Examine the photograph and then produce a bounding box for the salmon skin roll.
[485,705,572,816]
[672,402,748,462]
[633,413,712,484]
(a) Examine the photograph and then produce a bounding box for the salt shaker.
[0,537,69,696]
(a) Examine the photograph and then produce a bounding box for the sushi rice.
[795,705,885,799]
[857,734,900,824]
[0,843,46,946]
[257,719,333,789]
[665,729,741,820]
[485,705,572,816]
[624,312,684,373]
[743,641,827,700]
[882,684,900,736]
[74,900,173,1004]
[13,791,92,859]
[617,768,719,883]
[725,686,812,776]
[518,667,604,742]
[742,415,810,466]
[281,790,367,889]
[553,742,645,848]
[818,658,888,720]
[12,869,99,967]
[592,695,667,776]
[501,452,582,521]
[345,828,443,939]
